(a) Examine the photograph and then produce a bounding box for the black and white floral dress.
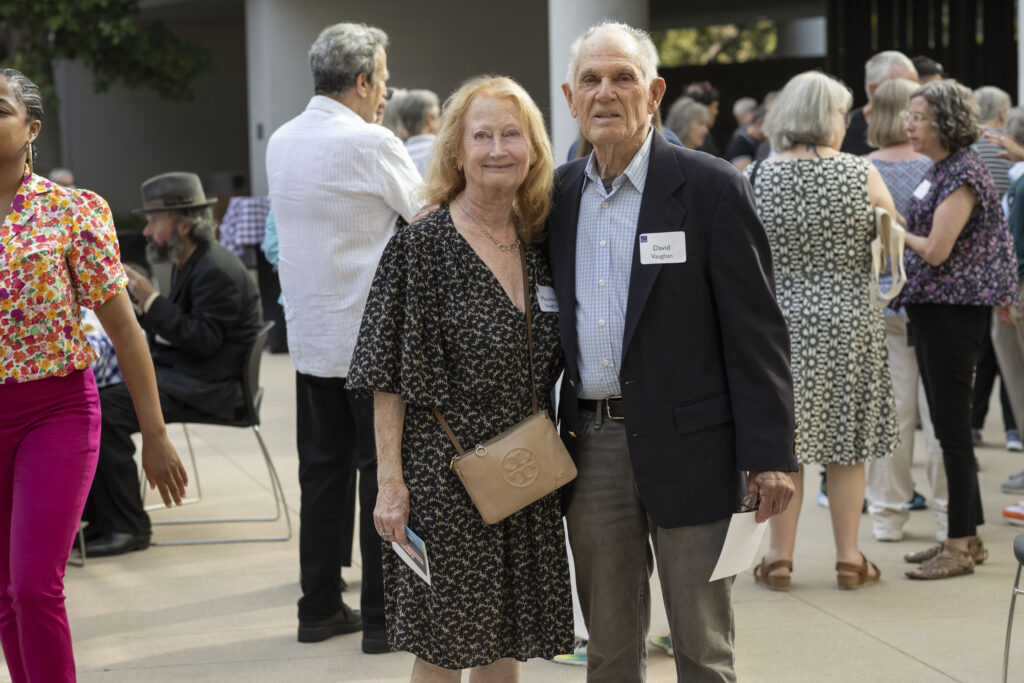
[347,207,573,669]
[747,155,898,465]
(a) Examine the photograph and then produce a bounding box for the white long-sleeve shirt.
[267,95,422,377]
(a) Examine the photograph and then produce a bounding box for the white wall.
[547,0,649,164]
[246,0,550,195]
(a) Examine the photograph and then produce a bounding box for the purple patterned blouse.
[897,147,1017,307]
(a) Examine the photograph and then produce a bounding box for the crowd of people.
[2,14,1024,683]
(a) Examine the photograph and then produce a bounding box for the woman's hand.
[411,203,440,223]
[985,131,1024,162]
[374,479,410,545]
[141,430,189,506]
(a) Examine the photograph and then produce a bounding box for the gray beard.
[145,231,186,265]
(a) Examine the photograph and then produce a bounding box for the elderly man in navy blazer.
[548,22,799,682]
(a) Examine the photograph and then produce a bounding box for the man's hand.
[124,265,155,304]
[746,470,795,523]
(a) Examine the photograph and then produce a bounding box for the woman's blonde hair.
[867,78,918,148]
[421,75,553,244]
[764,71,853,152]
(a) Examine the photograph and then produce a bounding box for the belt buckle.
[605,395,624,421]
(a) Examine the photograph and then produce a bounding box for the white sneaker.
[552,638,588,666]
[873,527,904,542]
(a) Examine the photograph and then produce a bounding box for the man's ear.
[355,72,371,98]
[562,83,578,119]
[648,77,667,114]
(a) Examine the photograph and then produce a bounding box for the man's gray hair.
[309,22,388,95]
[398,89,440,137]
[1005,107,1024,145]
[733,97,757,119]
[565,21,659,87]
[178,206,218,244]
[974,86,1012,125]
[764,71,853,152]
[864,50,916,92]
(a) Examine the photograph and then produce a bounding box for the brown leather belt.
[578,396,625,421]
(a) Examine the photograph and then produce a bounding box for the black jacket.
[546,130,798,528]
[141,241,262,420]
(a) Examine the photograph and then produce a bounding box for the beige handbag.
[870,206,907,308]
[433,249,577,524]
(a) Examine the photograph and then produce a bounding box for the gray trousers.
[565,409,735,683]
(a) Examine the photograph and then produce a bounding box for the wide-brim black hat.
[132,172,218,214]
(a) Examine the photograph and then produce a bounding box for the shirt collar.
[306,94,366,124]
[583,127,653,195]
[21,166,54,199]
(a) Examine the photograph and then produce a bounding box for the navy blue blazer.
[546,130,798,528]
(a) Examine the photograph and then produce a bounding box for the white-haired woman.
[746,71,898,590]
[665,96,710,150]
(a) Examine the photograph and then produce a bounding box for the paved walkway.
[6,353,1024,681]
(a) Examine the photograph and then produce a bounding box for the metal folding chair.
[1003,533,1024,682]
[142,321,292,545]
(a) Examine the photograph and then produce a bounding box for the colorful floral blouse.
[897,148,1017,307]
[1,169,127,383]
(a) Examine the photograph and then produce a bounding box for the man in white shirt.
[266,22,421,651]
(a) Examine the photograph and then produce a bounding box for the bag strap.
[747,159,764,189]
[434,243,538,462]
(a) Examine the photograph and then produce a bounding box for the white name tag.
[639,231,686,265]
[537,285,559,312]
[912,179,932,200]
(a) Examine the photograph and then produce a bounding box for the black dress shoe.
[84,532,151,557]
[361,628,392,654]
[297,604,362,643]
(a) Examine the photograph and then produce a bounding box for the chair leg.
[1005,564,1024,683]
[67,523,86,568]
[150,424,292,545]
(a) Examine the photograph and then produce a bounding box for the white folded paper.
[709,511,768,582]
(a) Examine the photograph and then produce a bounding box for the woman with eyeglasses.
[898,79,1017,580]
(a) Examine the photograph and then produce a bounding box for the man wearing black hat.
[83,172,263,557]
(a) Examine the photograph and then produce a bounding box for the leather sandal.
[905,545,974,580]
[836,552,881,589]
[904,536,987,565]
[753,557,792,591]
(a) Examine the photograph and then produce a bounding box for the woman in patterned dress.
[746,71,898,590]
[0,69,187,682]
[863,78,948,544]
[348,76,572,680]
[899,80,1017,579]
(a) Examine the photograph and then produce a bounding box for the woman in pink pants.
[0,68,189,682]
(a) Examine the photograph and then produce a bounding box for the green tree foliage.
[655,20,778,67]
[0,0,213,105]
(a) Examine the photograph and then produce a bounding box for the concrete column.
[548,0,648,164]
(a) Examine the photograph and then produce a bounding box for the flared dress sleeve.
[348,219,451,408]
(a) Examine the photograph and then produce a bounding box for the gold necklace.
[456,200,519,252]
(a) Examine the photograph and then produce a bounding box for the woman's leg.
[411,657,462,683]
[5,371,101,682]
[763,465,803,578]
[828,463,878,577]
[907,304,988,546]
[468,658,520,683]
[0,395,22,679]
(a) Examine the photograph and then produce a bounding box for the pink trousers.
[0,369,100,682]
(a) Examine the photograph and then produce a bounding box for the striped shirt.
[575,130,652,399]
[972,132,1013,198]
[266,96,422,378]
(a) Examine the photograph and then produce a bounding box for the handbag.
[870,206,907,308]
[432,248,577,524]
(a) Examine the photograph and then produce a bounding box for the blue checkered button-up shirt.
[575,130,652,399]
[220,196,271,257]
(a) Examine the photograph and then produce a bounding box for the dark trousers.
[972,308,1016,431]
[295,372,384,631]
[906,304,987,538]
[254,249,288,354]
[84,383,210,536]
